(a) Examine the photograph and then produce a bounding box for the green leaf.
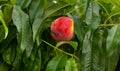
[31,48,41,71]
[96,0,111,3]
[110,0,120,8]
[106,26,120,71]
[2,44,16,65]
[3,47,12,65]
[85,1,100,30]
[0,59,9,71]
[83,0,91,13]
[43,2,72,19]
[12,5,33,58]
[56,41,78,51]
[0,0,8,1]
[0,25,5,43]
[65,58,78,71]
[29,0,44,23]
[81,31,92,71]
[107,26,120,53]
[46,55,67,71]
[0,10,8,38]
[81,31,100,71]
[92,29,106,71]
[10,0,16,4]
[32,1,44,42]
[3,4,13,23]
[0,25,16,54]
[16,0,32,9]
[72,13,85,43]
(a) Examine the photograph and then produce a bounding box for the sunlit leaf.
[10,0,16,4]
[0,10,8,38]
[0,59,9,71]
[3,4,13,23]
[110,0,120,8]
[46,55,67,71]
[65,58,78,71]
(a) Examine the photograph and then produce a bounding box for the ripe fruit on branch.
[51,16,74,41]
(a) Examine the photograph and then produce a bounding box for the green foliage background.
[0,0,120,71]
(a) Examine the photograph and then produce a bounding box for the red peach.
[51,16,74,41]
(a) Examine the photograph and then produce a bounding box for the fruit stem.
[41,39,80,61]
[100,24,120,27]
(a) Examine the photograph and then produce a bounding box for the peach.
[51,16,74,41]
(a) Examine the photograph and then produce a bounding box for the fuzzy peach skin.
[51,16,74,41]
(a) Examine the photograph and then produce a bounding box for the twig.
[41,39,80,61]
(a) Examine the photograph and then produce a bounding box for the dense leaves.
[0,26,5,43]
[0,10,8,38]
[12,5,33,58]
[46,55,67,71]
[0,0,120,71]
[65,58,78,71]
[85,1,100,30]
[56,41,78,51]
[106,26,120,71]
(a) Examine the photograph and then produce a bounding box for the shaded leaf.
[31,48,41,71]
[56,41,78,51]
[0,25,16,54]
[0,25,5,43]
